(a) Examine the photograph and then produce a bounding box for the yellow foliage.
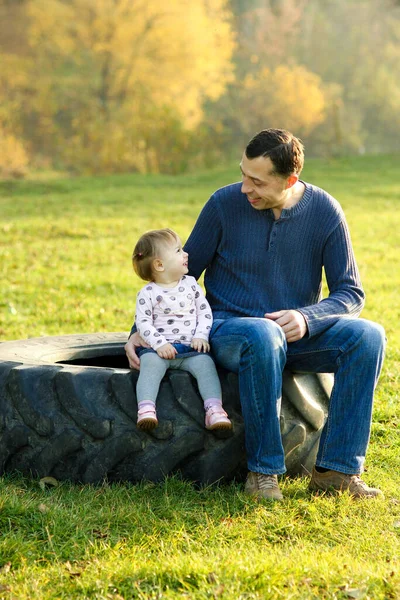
[0,54,31,92]
[243,65,326,135]
[27,0,235,129]
[0,126,29,179]
[0,53,31,178]
[7,0,236,172]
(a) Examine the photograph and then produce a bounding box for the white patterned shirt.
[135,275,213,350]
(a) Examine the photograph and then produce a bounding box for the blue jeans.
[210,317,386,475]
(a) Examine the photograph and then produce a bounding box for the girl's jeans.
[210,317,386,475]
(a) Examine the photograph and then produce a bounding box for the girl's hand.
[156,343,177,359]
[191,338,210,353]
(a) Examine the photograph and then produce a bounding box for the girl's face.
[157,237,188,281]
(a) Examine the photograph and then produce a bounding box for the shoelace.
[257,474,278,491]
[348,475,372,490]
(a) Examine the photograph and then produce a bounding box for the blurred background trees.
[1,0,399,177]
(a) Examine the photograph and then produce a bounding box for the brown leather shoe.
[309,467,384,498]
[244,471,283,501]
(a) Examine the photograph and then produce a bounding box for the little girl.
[132,228,232,432]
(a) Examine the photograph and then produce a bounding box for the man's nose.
[241,177,252,194]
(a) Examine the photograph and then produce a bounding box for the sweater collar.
[277,180,312,219]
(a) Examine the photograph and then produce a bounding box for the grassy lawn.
[0,155,399,599]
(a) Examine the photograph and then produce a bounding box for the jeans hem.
[315,462,363,475]
[248,466,287,476]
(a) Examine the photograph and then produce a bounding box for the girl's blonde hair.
[132,228,179,281]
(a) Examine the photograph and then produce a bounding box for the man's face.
[240,153,293,211]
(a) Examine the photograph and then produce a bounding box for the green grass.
[1,155,400,599]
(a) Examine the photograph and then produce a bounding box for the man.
[126,128,386,501]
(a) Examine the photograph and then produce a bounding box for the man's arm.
[125,332,145,370]
[266,219,364,342]
[299,219,364,337]
[184,195,222,280]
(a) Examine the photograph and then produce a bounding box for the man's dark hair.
[245,128,304,177]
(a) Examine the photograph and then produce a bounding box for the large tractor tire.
[0,333,333,485]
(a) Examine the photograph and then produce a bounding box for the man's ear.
[153,258,164,273]
[286,174,299,189]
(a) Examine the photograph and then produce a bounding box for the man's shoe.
[309,467,384,498]
[244,471,283,501]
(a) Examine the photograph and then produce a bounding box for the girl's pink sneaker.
[137,406,158,430]
[205,406,232,431]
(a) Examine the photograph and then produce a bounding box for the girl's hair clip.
[137,252,143,257]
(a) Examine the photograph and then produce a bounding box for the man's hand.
[191,338,210,353]
[156,343,178,359]
[264,310,307,343]
[124,332,149,370]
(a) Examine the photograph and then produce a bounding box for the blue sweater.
[184,181,364,338]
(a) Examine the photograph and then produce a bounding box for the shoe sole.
[309,482,383,499]
[206,421,233,431]
[137,418,158,431]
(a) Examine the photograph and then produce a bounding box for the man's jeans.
[210,317,386,475]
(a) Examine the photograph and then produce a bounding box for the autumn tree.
[296,0,400,154]
[205,0,400,158]
[204,0,328,158]
[0,0,235,174]
[2,0,400,175]
[0,0,30,176]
